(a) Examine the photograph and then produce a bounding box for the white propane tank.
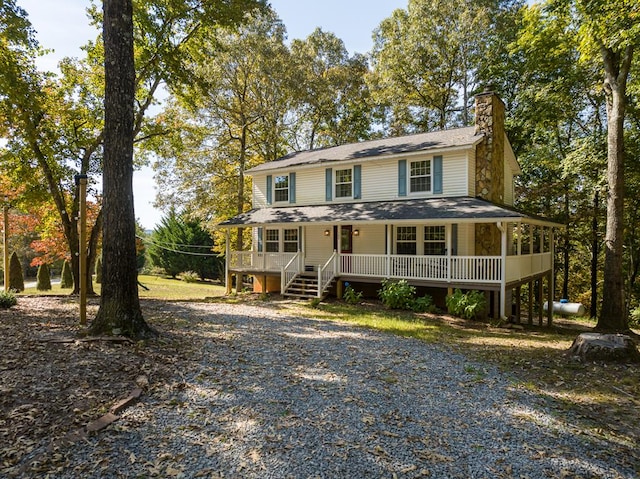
[543,300,587,316]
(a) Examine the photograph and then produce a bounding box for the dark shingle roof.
[219,197,562,227]
[247,127,481,173]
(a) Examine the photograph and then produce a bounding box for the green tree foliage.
[8,251,24,292]
[60,260,73,289]
[151,10,289,251]
[290,28,373,149]
[148,210,222,280]
[36,263,51,291]
[368,0,494,133]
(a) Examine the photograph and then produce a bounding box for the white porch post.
[445,223,452,282]
[549,228,555,325]
[498,222,507,319]
[225,228,232,295]
[386,224,392,276]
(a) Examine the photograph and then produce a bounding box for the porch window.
[396,226,417,255]
[274,175,289,202]
[335,168,353,198]
[410,160,431,193]
[283,228,298,253]
[265,229,279,252]
[424,226,445,255]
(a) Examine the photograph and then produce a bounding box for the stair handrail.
[281,252,301,292]
[317,251,338,298]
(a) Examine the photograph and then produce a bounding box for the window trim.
[423,225,446,256]
[408,159,432,194]
[265,229,279,253]
[273,174,289,203]
[396,226,417,255]
[334,168,353,199]
[283,228,299,253]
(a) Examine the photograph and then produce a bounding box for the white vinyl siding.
[467,150,476,197]
[252,173,268,208]
[251,149,476,207]
[504,160,514,206]
[456,223,475,256]
[442,152,468,197]
[292,168,325,205]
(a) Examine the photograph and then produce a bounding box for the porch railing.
[230,251,552,285]
[229,251,297,271]
[281,252,302,292]
[318,251,338,297]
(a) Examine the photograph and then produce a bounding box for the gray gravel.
[50,302,634,478]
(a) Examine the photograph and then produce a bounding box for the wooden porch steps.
[283,272,335,299]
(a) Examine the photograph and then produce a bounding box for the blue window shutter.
[398,160,407,196]
[325,168,333,201]
[266,175,272,205]
[433,155,443,194]
[353,165,361,199]
[257,227,263,252]
[289,172,296,203]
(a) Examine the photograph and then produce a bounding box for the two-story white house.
[219,91,561,322]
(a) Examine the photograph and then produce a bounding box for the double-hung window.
[396,226,417,255]
[274,175,289,202]
[424,226,445,255]
[335,168,353,198]
[265,229,279,252]
[283,228,298,253]
[410,160,431,193]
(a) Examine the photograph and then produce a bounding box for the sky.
[16,0,408,229]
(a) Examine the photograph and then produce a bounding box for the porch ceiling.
[219,196,562,228]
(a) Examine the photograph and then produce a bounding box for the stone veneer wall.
[474,92,506,256]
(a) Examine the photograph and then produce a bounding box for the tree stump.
[567,333,640,363]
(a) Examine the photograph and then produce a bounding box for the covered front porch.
[219,197,561,321]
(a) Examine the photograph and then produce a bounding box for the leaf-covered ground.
[1,296,638,476]
[0,296,200,476]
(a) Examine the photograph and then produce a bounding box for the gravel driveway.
[54,302,633,478]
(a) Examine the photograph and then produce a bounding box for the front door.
[334,225,353,253]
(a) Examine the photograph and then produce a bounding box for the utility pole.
[76,175,88,325]
[3,196,8,292]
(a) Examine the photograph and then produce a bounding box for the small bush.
[8,252,24,292]
[343,283,363,305]
[0,290,17,308]
[308,297,321,308]
[179,271,200,283]
[36,263,52,291]
[446,289,487,320]
[630,307,640,327]
[60,260,73,289]
[378,279,415,310]
[411,295,437,313]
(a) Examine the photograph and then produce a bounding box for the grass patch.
[20,274,226,301]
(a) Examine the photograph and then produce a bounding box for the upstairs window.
[410,160,431,193]
[265,229,279,252]
[396,226,417,255]
[335,168,353,198]
[424,226,446,255]
[274,175,289,202]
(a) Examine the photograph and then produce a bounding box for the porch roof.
[219,197,562,228]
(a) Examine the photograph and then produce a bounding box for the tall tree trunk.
[597,45,633,332]
[590,189,599,319]
[90,0,152,338]
[562,190,570,299]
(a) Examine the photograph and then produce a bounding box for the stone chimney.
[474,91,505,257]
[474,90,505,205]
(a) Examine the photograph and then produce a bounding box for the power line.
[137,235,221,257]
